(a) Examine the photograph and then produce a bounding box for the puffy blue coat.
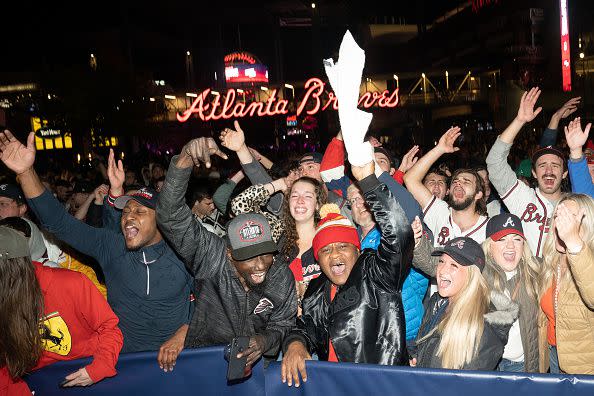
[361,227,428,340]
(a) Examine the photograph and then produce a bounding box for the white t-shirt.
[423,196,489,247]
[502,270,524,362]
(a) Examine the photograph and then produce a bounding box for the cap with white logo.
[226,213,277,261]
[486,213,525,241]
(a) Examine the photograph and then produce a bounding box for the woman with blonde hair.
[482,213,541,372]
[411,219,518,370]
[539,193,594,374]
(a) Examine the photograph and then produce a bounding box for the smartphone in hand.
[226,336,251,381]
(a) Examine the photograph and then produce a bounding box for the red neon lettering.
[224,52,257,65]
[297,78,324,116]
[178,77,399,123]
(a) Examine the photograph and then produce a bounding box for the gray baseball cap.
[0,226,30,260]
[227,213,277,261]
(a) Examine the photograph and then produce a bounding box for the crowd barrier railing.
[25,346,594,396]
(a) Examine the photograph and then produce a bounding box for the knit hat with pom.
[312,203,361,260]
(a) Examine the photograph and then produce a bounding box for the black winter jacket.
[415,290,519,370]
[282,174,412,365]
[157,157,297,356]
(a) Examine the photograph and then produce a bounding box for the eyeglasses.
[346,196,365,209]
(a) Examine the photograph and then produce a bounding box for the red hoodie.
[1,263,123,395]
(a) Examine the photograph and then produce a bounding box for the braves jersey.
[423,195,489,247]
[499,180,554,258]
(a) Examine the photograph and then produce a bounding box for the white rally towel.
[323,31,374,167]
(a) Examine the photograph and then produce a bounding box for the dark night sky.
[2,1,466,88]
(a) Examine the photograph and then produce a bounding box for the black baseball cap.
[432,237,485,271]
[0,184,24,202]
[299,152,323,165]
[114,187,159,210]
[486,214,525,241]
[226,213,277,261]
[531,146,565,167]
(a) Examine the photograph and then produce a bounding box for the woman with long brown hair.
[231,175,327,314]
[0,225,123,394]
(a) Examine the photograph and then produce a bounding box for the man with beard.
[0,130,193,354]
[404,127,488,248]
[155,136,296,373]
[486,87,568,258]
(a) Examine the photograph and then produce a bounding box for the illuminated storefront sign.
[560,0,571,91]
[225,51,269,84]
[31,117,72,151]
[178,77,399,123]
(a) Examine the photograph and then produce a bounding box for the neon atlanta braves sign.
[177,77,399,123]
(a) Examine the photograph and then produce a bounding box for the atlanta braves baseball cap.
[432,237,485,271]
[531,145,565,167]
[0,226,30,260]
[114,187,159,210]
[227,213,277,261]
[486,213,525,241]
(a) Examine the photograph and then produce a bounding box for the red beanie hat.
[312,204,361,260]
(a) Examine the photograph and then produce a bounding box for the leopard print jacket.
[230,184,284,243]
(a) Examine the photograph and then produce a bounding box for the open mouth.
[503,251,516,262]
[438,276,451,290]
[250,271,266,283]
[293,207,308,215]
[125,224,139,239]
[331,262,346,276]
[543,176,556,187]
[452,187,465,199]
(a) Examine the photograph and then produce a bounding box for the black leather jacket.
[283,174,413,365]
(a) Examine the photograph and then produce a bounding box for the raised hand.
[0,130,36,174]
[107,149,125,195]
[554,97,581,120]
[516,87,542,123]
[565,117,591,158]
[220,120,247,152]
[398,145,420,174]
[554,202,585,252]
[182,137,228,168]
[94,184,109,205]
[436,127,461,155]
[411,216,423,247]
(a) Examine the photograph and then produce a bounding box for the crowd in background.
[1,86,594,395]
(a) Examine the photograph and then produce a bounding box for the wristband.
[566,242,584,255]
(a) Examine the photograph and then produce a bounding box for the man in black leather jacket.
[281,160,413,387]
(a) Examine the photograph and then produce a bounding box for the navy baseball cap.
[432,237,485,271]
[531,146,565,167]
[486,214,525,241]
[114,187,159,210]
[299,152,323,164]
[0,183,24,202]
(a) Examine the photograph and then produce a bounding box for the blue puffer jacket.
[361,227,428,340]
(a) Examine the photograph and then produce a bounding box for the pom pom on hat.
[312,204,360,260]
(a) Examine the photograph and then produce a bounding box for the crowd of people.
[1,83,594,395]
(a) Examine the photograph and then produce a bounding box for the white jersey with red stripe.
[423,195,489,247]
[499,180,554,258]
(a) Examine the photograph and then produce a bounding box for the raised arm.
[156,138,228,275]
[403,127,461,209]
[541,96,581,147]
[565,117,594,197]
[353,161,412,291]
[220,120,283,215]
[0,131,115,265]
[486,88,542,196]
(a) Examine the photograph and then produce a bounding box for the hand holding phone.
[226,336,251,381]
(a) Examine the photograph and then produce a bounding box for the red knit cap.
[312,204,361,260]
